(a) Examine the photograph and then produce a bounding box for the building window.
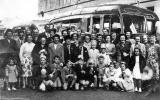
[147,6,154,11]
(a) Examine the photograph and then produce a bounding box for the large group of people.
[0,24,159,95]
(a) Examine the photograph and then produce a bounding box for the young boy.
[49,56,63,89]
[87,59,98,88]
[97,56,107,88]
[103,63,116,90]
[62,61,77,90]
[74,58,88,90]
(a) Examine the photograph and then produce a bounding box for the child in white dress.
[88,40,99,65]
[5,58,18,91]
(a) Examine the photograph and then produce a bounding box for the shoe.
[138,88,142,92]
[134,87,138,92]
[80,86,84,90]
[12,87,17,91]
[7,87,11,91]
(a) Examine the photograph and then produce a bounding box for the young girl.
[130,47,146,92]
[99,43,111,65]
[50,56,63,89]
[5,58,18,91]
[88,40,99,65]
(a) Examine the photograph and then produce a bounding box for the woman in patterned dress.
[19,34,35,88]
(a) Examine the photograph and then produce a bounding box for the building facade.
[38,0,160,19]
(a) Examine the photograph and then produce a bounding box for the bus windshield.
[123,14,146,34]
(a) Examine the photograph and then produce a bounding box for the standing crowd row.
[0,24,159,93]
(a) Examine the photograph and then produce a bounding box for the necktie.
[67,45,71,54]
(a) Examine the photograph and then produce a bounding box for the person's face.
[91,34,96,40]
[126,32,131,39]
[111,33,116,40]
[9,60,14,65]
[88,62,94,68]
[54,37,59,44]
[109,64,114,71]
[103,30,108,35]
[85,36,90,43]
[27,35,33,43]
[134,48,140,56]
[62,31,68,36]
[77,30,81,35]
[66,39,71,45]
[7,32,13,39]
[150,36,156,44]
[73,34,78,40]
[135,37,140,43]
[41,58,46,65]
[13,32,18,37]
[54,58,60,64]
[101,48,106,53]
[19,32,24,39]
[97,36,102,42]
[81,33,85,37]
[99,58,104,64]
[91,42,97,49]
[120,36,125,43]
[106,36,111,43]
[41,37,46,45]
[121,63,126,71]
[79,59,84,65]
[143,36,148,43]
[50,31,55,37]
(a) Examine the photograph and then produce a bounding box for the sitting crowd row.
[1,25,159,93]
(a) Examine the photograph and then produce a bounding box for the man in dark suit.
[37,24,51,44]
[76,41,89,63]
[0,29,19,77]
[116,34,131,67]
[63,35,78,65]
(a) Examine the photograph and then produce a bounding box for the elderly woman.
[19,34,35,88]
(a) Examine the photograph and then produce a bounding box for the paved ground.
[0,88,160,100]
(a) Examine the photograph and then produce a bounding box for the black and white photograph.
[0,0,160,100]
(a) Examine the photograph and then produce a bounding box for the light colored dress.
[88,49,99,65]
[19,42,35,77]
[6,65,18,83]
[133,56,141,79]
[105,43,116,60]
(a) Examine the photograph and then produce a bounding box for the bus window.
[147,20,156,35]
[103,15,110,34]
[93,16,100,33]
[111,15,121,34]
[123,15,145,34]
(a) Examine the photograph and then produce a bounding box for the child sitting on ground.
[62,61,77,90]
[87,59,98,88]
[74,58,88,90]
[36,56,53,91]
[49,56,63,89]
[5,57,18,91]
[103,63,116,90]
[97,56,107,88]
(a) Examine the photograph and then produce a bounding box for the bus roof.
[50,4,159,23]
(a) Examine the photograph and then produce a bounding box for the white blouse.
[19,42,35,62]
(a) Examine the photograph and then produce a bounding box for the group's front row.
[34,55,135,92]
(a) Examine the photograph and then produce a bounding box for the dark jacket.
[32,43,48,65]
[129,54,146,73]
[76,46,89,62]
[63,43,78,64]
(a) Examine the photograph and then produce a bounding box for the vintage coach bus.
[49,4,159,36]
